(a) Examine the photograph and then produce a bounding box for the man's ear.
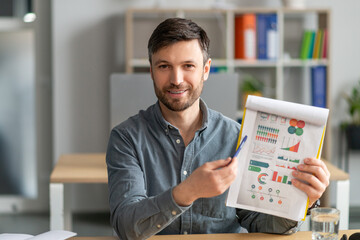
[203,58,212,81]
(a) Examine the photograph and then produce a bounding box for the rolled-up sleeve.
[236,209,300,234]
[106,128,190,240]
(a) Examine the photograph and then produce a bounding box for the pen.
[232,135,248,158]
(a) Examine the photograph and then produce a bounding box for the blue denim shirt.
[106,99,298,240]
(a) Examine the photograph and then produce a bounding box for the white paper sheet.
[0,234,33,240]
[226,95,329,221]
[0,230,76,240]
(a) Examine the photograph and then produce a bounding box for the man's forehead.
[151,40,203,63]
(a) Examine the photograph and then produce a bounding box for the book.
[311,66,327,108]
[299,30,313,60]
[0,230,76,240]
[226,95,329,221]
[307,31,316,59]
[256,13,278,60]
[312,29,323,59]
[209,66,227,73]
[234,14,256,60]
[321,29,328,59]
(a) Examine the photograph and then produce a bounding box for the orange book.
[234,14,256,60]
[312,29,323,59]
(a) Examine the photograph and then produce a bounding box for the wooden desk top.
[50,153,348,184]
[50,153,107,183]
[69,230,359,240]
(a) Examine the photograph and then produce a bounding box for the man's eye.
[158,65,169,69]
[185,64,195,69]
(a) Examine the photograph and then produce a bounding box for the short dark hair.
[148,18,210,64]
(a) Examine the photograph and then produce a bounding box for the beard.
[153,74,204,112]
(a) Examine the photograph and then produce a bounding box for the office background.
[0,0,359,229]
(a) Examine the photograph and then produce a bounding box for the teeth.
[170,90,185,94]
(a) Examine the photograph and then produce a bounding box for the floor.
[0,208,360,237]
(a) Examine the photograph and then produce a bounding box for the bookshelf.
[125,7,331,161]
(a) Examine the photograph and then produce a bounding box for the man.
[106,18,330,240]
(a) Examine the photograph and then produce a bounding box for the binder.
[235,14,256,60]
[256,13,278,60]
[256,14,267,59]
[266,13,278,60]
[311,66,327,108]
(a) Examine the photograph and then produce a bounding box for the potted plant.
[342,80,360,149]
[240,74,264,109]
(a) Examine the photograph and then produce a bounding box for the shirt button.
[183,170,187,176]
[157,224,161,229]
[184,231,188,235]
[171,210,177,216]
[176,139,181,144]
[165,129,168,133]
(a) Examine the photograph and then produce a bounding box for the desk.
[50,154,107,230]
[68,230,360,240]
[50,154,349,231]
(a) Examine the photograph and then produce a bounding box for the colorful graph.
[252,143,276,157]
[272,171,292,185]
[288,119,305,136]
[281,141,300,152]
[257,173,268,184]
[255,125,279,144]
[276,156,299,170]
[277,156,300,164]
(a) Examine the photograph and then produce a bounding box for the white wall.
[52,0,360,211]
[320,0,360,206]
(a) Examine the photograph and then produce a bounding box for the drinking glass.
[311,207,340,240]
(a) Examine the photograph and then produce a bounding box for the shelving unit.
[125,7,331,161]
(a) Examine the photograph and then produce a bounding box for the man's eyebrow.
[182,60,196,64]
[153,60,169,66]
[153,59,197,66]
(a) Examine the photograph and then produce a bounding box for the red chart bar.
[272,171,278,181]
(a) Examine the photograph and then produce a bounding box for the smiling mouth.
[168,90,187,94]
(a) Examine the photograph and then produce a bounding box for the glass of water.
[311,207,340,240]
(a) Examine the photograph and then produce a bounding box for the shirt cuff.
[283,220,303,234]
[168,186,192,213]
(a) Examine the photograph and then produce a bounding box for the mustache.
[166,83,189,89]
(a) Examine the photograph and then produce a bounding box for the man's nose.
[170,68,184,86]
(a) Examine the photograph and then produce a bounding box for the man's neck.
[159,100,203,146]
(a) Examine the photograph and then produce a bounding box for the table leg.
[336,180,350,230]
[50,183,72,230]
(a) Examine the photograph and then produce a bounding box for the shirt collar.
[153,99,209,132]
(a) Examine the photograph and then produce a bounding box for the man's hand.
[172,157,238,206]
[291,158,330,206]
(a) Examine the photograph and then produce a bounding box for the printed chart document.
[226,95,329,221]
[0,230,76,240]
